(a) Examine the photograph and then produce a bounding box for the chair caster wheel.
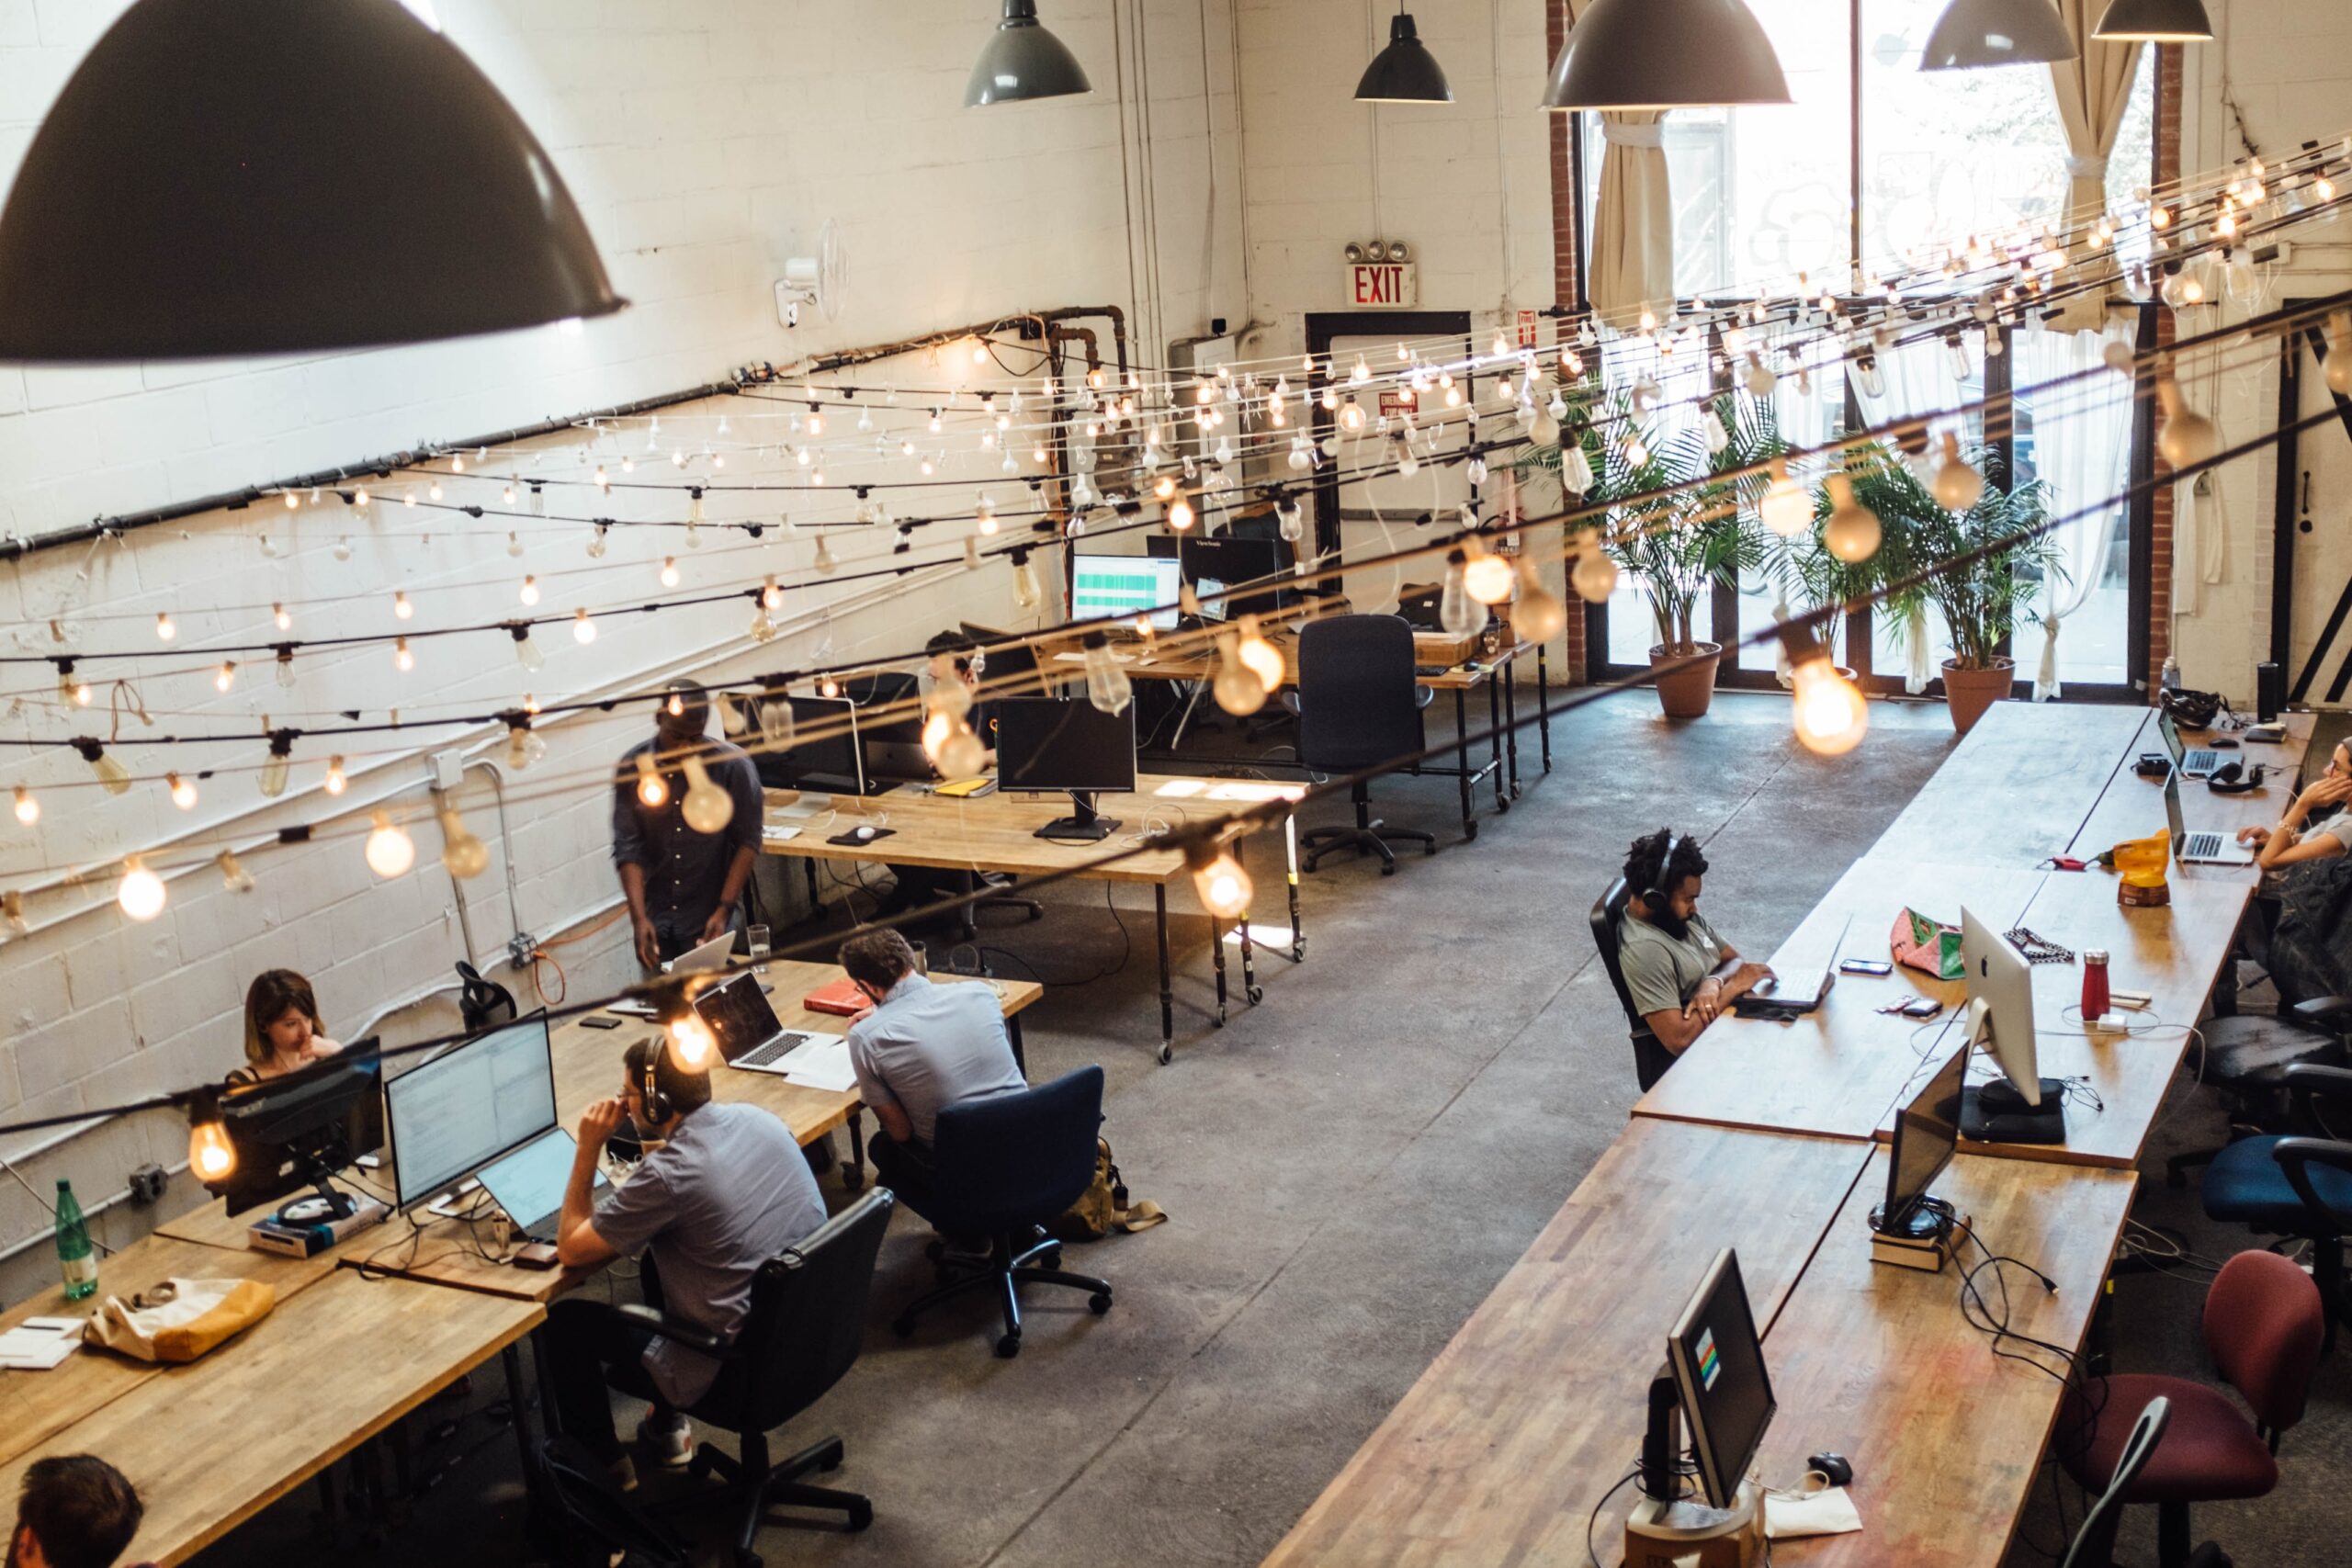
[734,1551,763,1568]
[1381,861,1397,876]
[1090,1291,1113,1314]
[891,1316,915,1337]
[1158,1043,1172,1065]
[924,1239,946,1264]
[995,1333,1023,1359]
[1026,907,1043,921]
[847,1499,874,1531]
[1465,823,1479,840]
[688,1452,713,1481]
[2167,1168,2188,1190]
[1423,841,1436,856]
[1248,987,1264,1005]
[1497,798,1510,813]
[818,1441,845,1472]
[837,1164,865,1192]
[1039,1248,1063,1270]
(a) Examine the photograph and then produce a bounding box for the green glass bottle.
[54,1179,96,1302]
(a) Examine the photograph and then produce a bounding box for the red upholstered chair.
[2059,1250,2324,1568]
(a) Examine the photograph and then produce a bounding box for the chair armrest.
[2283,1063,2352,1129]
[608,1302,729,1356]
[2270,1137,2352,1229]
[2291,996,2352,1031]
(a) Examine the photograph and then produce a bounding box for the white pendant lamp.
[967,0,1093,107]
[2092,0,2214,40]
[0,0,622,360]
[1920,0,2078,71]
[1544,0,1792,112]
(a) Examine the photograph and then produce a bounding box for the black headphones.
[639,1043,673,1125]
[1645,833,1684,909]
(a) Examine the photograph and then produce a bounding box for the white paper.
[0,1321,83,1370]
[780,1037,858,1093]
[1763,1484,1862,1540]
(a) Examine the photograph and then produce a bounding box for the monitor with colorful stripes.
[1070,553,1183,631]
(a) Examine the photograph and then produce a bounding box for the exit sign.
[1347,262,1418,309]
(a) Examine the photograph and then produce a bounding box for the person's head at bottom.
[10,1456,141,1568]
[1623,828,1709,940]
[838,929,920,1007]
[623,1032,712,1143]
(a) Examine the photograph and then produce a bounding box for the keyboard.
[2184,830,2225,859]
[738,1029,822,1069]
[2183,748,2222,773]
[1414,664,1450,677]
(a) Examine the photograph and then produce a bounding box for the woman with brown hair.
[229,969,343,1086]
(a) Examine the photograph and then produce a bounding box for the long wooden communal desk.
[1762,1149,2136,1568]
[0,1231,341,1469]
[1870,703,2152,870]
[1259,1119,1878,1568]
[763,773,1304,1062]
[1631,860,2052,1142]
[2066,711,2318,874]
[0,1269,541,1567]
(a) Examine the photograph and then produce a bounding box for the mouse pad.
[828,827,897,846]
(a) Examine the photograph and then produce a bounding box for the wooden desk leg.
[1284,811,1305,962]
[1453,688,1477,840]
[1487,673,1509,812]
[1155,885,1174,1065]
[842,1110,867,1190]
[1538,643,1553,773]
[1212,917,1228,1026]
[1503,657,1522,799]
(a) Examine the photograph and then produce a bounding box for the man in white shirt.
[1616,828,1770,1056]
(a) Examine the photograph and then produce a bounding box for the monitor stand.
[1037,790,1120,842]
[1960,1077,2068,1145]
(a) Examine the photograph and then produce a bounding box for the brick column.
[1548,0,1588,684]
[2146,43,2183,702]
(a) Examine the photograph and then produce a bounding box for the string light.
[2155,376,2220,468]
[1463,540,1516,606]
[117,856,166,921]
[187,1092,236,1184]
[394,637,414,671]
[1932,433,1985,511]
[1438,549,1483,637]
[216,849,255,895]
[75,739,131,795]
[12,785,37,826]
[635,754,669,808]
[274,603,291,632]
[1082,629,1133,715]
[1234,616,1286,693]
[154,612,175,643]
[505,718,547,772]
[1167,495,1196,532]
[666,1008,718,1073]
[1212,628,1268,716]
[1513,558,1567,643]
[323,756,348,795]
[1571,535,1618,603]
[1186,838,1253,920]
[661,556,682,588]
[364,811,416,878]
[260,735,292,798]
[440,807,490,879]
[1822,475,1883,564]
[56,660,91,706]
[394,591,413,619]
[168,773,198,810]
[573,607,597,644]
[1760,459,1813,538]
[1781,626,1868,757]
[519,574,541,606]
[215,660,237,693]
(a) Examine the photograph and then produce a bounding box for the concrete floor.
[192,689,2348,1568]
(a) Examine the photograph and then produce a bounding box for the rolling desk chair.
[2062,1396,2171,1568]
[1295,615,1437,875]
[2197,1064,2352,1352]
[2165,999,2352,1190]
[1592,877,1678,1092]
[2058,1250,2322,1568]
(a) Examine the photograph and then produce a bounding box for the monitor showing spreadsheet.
[1071,553,1183,630]
[386,1013,559,1210]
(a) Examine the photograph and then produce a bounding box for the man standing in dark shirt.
[613,678,764,970]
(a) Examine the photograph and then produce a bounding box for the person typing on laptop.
[2237,740,2352,874]
[613,678,764,972]
[548,1036,826,1485]
[838,931,1025,1213]
[1616,829,1771,1055]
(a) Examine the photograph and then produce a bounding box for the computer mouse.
[853,824,877,841]
[1807,1452,1855,1489]
[2212,737,2241,749]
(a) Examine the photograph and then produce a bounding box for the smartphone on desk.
[1840,958,1894,976]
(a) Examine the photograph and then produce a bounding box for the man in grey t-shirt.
[1615,828,1770,1059]
[550,1035,826,1484]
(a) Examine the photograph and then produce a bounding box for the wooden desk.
[1870,705,2152,870]
[0,1270,540,1566]
[1760,1150,2136,1568]
[1633,863,2051,1142]
[2067,713,2317,880]
[1258,1121,1875,1568]
[0,1233,334,1469]
[765,773,1303,1060]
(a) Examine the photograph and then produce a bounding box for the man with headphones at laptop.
[1616,828,1772,1055]
[547,1034,826,1486]
[612,677,765,971]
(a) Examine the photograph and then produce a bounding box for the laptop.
[1733,913,1854,1020]
[694,969,846,1077]
[2167,771,2256,864]
[475,1127,607,1243]
[662,931,736,976]
[2158,709,2228,780]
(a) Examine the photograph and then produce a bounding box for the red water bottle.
[2081,949,2110,1024]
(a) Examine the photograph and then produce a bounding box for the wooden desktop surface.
[761,773,1303,884]
[0,1232,338,1469]
[0,1270,540,1566]
[1760,1150,2136,1568]
[2066,712,2316,879]
[1869,705,2151,871]
[1632,863,2052,1142]
[1258,1120,1875,1568]
[1039,627,1520,693]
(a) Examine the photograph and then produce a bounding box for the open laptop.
[694,969,847,1077]
[662,931,736,976]
[474,1127,607,1243]
[1733,913,1854,1020]
[2167,770,2256,864]
[2158,709,2229,780]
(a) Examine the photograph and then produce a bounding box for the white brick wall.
[0,0,1244,1300]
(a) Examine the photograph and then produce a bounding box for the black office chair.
[1295,615,1437,875]
[1592,877,1678,1092]
[2062,1395,2170,1568]
[616,1189,894,1568]
[455,961,518,1033]
[2198,1064,2352,1352]
[888,1067,1114,1359]
[2167,1000,2352,1188]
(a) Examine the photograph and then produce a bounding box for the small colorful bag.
[1890,908,1964,982]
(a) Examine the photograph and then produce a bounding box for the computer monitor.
[844,670,929,783]
[1186,534,1290,619]
[1958,906,2063,1144]
[1877,1046,1967,1237]
[385,1011,559,1211]
[961,624,1044,699]
[996,695,1137,841]
[1071,552,1183,631]
[1662,1247,1777,1511]
[209,1039,385,1222]
[769,694,866,795]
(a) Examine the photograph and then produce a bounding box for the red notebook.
[802,977,867,1017]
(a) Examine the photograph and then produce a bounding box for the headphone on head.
[1645,833,1684,909]
[639,1043,673,1125]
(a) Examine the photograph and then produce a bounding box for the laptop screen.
[476,1127,605,1231]
[2158,710,2185,763]
[2165,770,2187,848]
[694,971,786,1063]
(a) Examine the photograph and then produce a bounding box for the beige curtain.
[1567,0,1673,325]
[2046,4,2142,333]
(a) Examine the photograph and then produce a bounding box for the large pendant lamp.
[2092,0,2215,40]
[0,0,623,362]
[967,0,1093,108]
[1543,0,1792,112]
[1356,9,1453,104]
[1920,0,2079,71]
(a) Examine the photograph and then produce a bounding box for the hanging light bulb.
[975,493,999,536]
[273,602,292,633]
[665,1009,718,1074]
[1464,540,1516,605]
[1852,354,1884,400]
[635,753,669,808]
[1082,629,1133,715]
[512,626,545,671]
[393,591,413,620]
[1168,495,1196,532]
[2154,377,2220,468]
[166,772,198,810]
[260,734,292,798]
[153,611,175,643]
[660,555,682,589]
[1339,400,1366,434]
[1186,838,1253,920]
[1235,616,1287,693]
[0,889,23,935]
[1276,499,1305,542]
[813,533,839,575]
[1781,626,1867,757]
[439,807,490,880]
[323,755,348,795]
[1822,475,1883,564]
[587,523,609,559]
[1759,459,1813,538]
[1561,441,1595,497]
[1571,535,1619,603]
[1932,432,1985,511]
[1012,549,1042,612]
[518,574,540,606]
[1212,629,1268,716]
[1514,558,1567,642]
[748,601,777,643]
[505,721,547,772]
[1945,336,1973,380]
[187,1093,236,1185]
[216,849,254,895]
[214,660,237,694]
[572,607,597,645]
[56,660,91,706]
[1702,406,1732,456]
[117,855,166,920]
[276,647,298,688]
[12,784,37,826]
[365,811,415,878]
[394,636,413,672]
[74,739,131,795]
[1744,353,1777,398]
[680,755,736,833]
[757,695,796,755]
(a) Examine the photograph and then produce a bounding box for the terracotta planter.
[1649,641,1724,719]
[1940,657,2017,737]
